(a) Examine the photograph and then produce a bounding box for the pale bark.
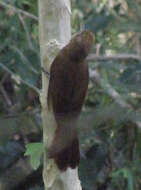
[38,0,82,189]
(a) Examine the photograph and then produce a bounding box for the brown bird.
[47,30,93,171]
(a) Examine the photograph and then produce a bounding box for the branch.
[87,54,141,62]
[0,1,38,21]
[90,70,130,108]
[0,63,40,94]
[0,85,12,107]
[18,13,34,50]
[10,46,39,75]
[90,69,141,129]
[0,73,13,106]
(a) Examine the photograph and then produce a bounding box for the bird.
[47,30,93,171]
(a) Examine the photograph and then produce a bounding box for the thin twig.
[0,1,38,21]
[10,46,38,74]
[90,69,141,129]
[87,54,141,62]
[0,85,12,106]
[0,63,40,94]
[41,66,50,79]
[90,70,130,108]
[18,13,34,50]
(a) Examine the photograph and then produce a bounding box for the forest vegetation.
[0,0,141,189]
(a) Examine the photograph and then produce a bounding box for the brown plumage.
[47,30,93,171]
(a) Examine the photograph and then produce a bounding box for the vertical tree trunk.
[38,0,82,189]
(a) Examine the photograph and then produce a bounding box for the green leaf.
[25,142,44,170]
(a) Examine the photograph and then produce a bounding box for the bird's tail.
[48,129,80,171]
[48,119,80,171]
[48,136,80,171]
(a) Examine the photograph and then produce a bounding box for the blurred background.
[0,0,141,189]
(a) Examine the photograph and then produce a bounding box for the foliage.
[25,142,43,170]
[1,0,141,189]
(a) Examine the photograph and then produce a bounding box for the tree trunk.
[38,0,82,189]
